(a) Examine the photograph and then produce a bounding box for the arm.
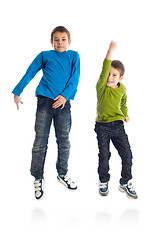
[121,92,129,122]
[12,52,44,109]
[61,52,80,100]
[105,40,117,60]
[52,52,80,109]
[96,41,117,92]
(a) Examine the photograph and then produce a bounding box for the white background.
[1,0,160,239]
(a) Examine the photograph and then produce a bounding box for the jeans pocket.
[37,96,48,107]
[64,101,71,109]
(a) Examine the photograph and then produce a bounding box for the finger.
[52,101,57,107]
[52,101,59,107]
[54,96,59,101]
[52,102,60,108]
[60,103,65,109]
[17,100,23,109]
[16,103,19,110]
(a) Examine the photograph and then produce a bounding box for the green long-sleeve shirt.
[96,59,128,123]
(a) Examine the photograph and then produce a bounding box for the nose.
[58,40,62,45]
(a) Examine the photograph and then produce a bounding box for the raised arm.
[105,40,117,60]
[96,41,117,92]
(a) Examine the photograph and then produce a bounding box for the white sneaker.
[57,174,77,190]
[119,181,138,199]
[98,182,109,196]
[34,179,44,200]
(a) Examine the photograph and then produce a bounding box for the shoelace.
[127,183,136,193]
[34,181,41,192]
[64,175,75,187]
[97,182,108,189]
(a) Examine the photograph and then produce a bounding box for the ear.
[119,76,124,81]
[50,40,53,47]
[68,39,71,46]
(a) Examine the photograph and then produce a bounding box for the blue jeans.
[95,121,133,184]
[30,96,71,179]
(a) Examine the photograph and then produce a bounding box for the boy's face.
[51,31,71,52]
[107,66,124,88]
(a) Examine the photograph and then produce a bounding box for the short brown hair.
[51,26,71,42]
[111,60,125,77]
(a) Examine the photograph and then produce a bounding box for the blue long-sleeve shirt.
[12,50,80,100]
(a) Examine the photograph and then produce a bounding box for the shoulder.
[67,50,80,59]
[38,50,53,59]
[40,50,54,56]
[119,82,126,91]
[40,50,60,62]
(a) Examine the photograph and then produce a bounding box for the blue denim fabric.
[95,121,133,184]
[30,96,71,179]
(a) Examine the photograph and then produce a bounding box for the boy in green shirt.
[95,41,137,199]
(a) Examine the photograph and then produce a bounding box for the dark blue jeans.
[95,121,133,184]
[30,96,71,179]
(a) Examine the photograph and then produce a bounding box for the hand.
[52,95,67,109]
[125,117,130,123]
[109,40,117,52]
[14,95,23,110]
[106,40,117,60]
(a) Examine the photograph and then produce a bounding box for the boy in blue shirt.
[12,26,80,200]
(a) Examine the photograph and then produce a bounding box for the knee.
[99,150,111,161]
[32,134,49,151]
[57,136,70,150]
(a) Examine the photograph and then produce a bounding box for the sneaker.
[119,181,138,199]
[34,179,44,200]
[57,174,77,190]
[98,182,109,196]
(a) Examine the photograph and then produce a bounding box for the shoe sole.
[99,190,109,196]
[118,187,138,199]
[35,191,44,200]
[57,176,77,191]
